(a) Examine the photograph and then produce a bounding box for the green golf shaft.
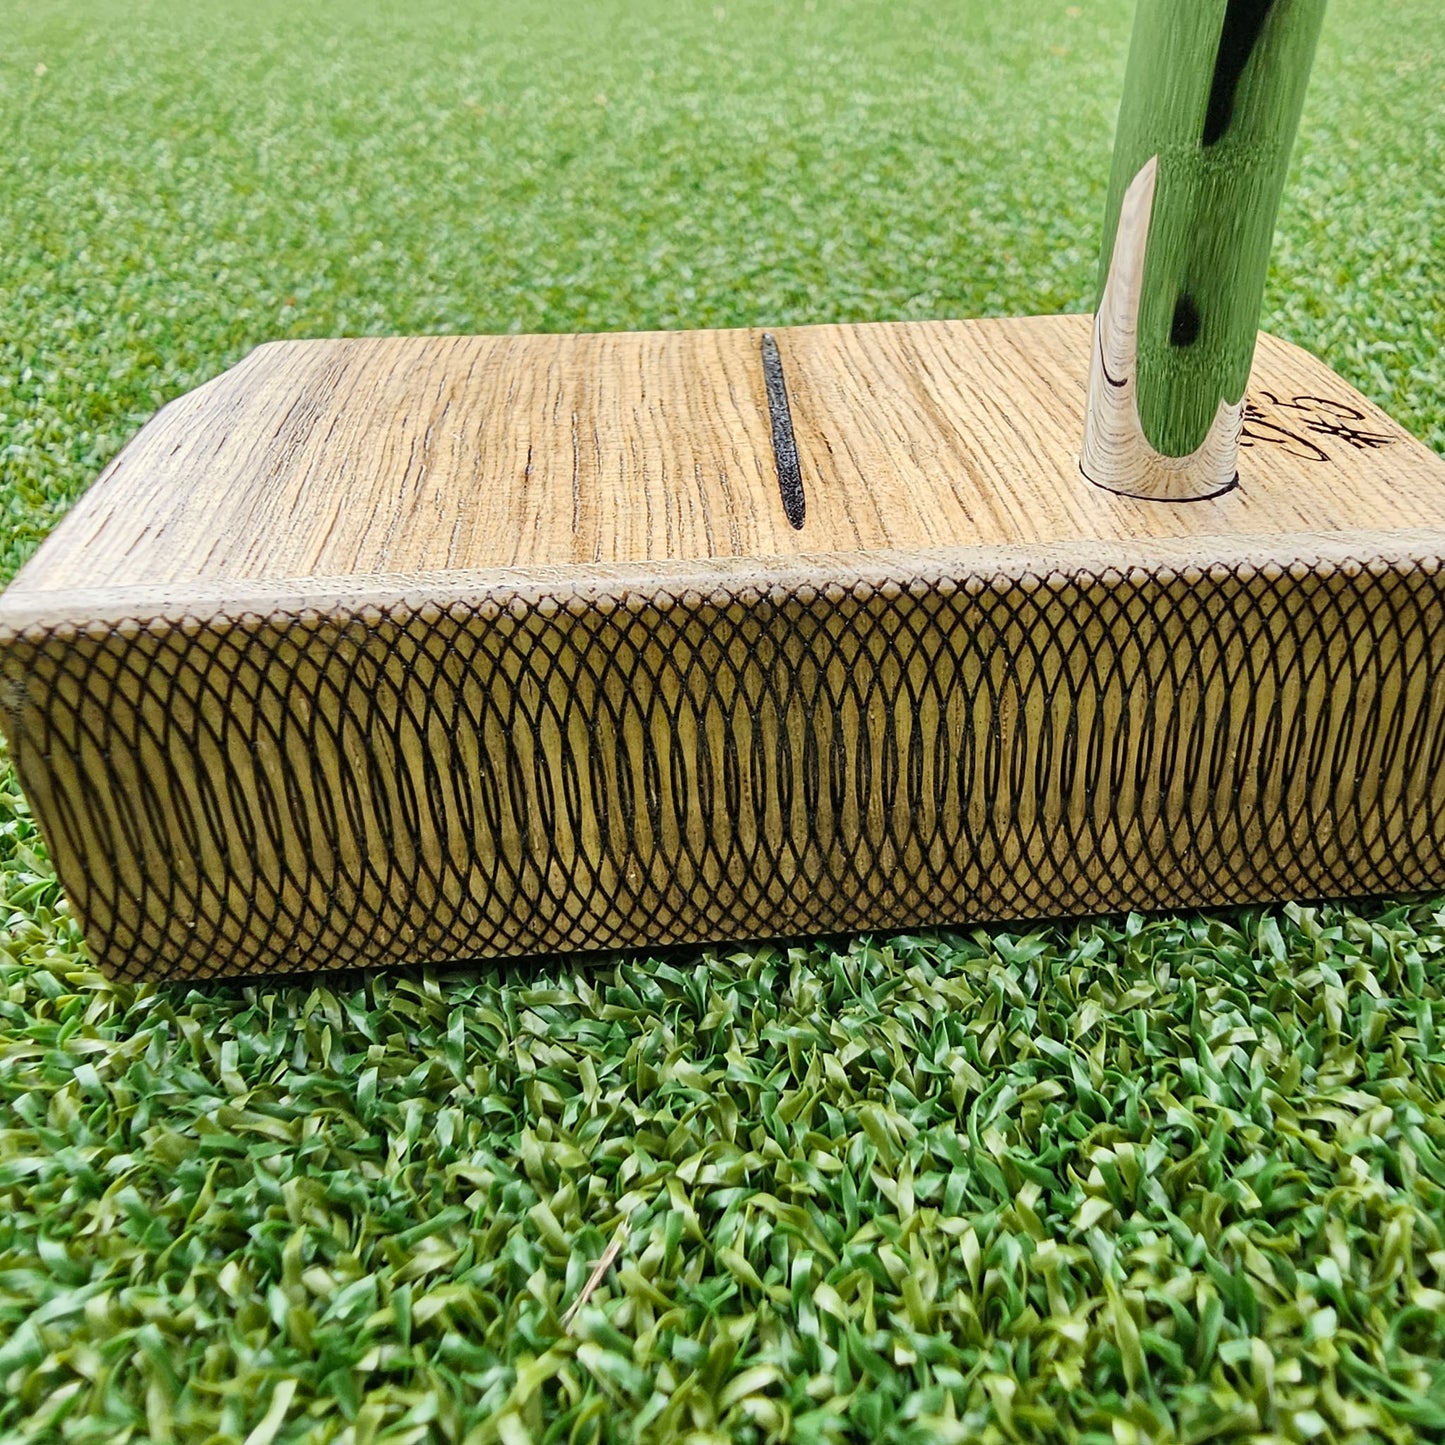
[1098,0,1327,458]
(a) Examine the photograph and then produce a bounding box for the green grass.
[2,0,1445,1440]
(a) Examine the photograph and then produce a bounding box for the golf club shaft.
[1099,0,1327,461]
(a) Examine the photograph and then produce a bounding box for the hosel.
[1081,0,1326,501]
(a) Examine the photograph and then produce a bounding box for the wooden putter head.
[2,0,1445,983]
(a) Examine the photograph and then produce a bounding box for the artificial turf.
[2,0,1444,1439]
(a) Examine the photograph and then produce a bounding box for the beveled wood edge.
[3,527,1444,643]
[206,319,1354,370]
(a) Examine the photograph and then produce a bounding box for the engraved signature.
[1241,392,1396,463]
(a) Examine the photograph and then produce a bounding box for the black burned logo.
[1241,392,1396,463]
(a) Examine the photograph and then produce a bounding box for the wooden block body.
[4,315,1445,980]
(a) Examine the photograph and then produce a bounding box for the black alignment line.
[760,332,806,530]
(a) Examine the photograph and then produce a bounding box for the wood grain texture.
[9,315,1445,602]
[3,314,1445,981]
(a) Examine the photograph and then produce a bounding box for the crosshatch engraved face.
[5,545,1445,981]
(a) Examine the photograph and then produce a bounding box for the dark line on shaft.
[1203,0,1277,147]
[760,332,806,530]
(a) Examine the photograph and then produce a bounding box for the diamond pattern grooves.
[3,547,1445,981]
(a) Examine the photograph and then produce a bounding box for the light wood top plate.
[7,313,1445,605]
